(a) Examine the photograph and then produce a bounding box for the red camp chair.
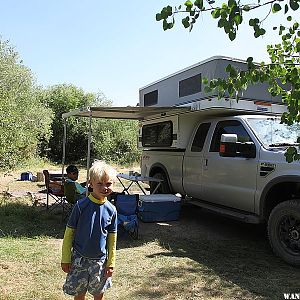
[43,170,65,210]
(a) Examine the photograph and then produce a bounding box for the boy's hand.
[104,267,114,278]
[61,262,71,273]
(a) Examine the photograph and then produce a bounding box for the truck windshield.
[246,117,300,147]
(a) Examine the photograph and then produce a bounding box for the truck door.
[183,122,211,197]
[202,120,257,212]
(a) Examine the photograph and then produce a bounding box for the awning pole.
[61,118,67,179]
[86,111,92,196]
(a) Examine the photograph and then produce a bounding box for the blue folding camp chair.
[114,194,139,239]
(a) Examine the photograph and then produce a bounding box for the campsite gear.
[138,194,181,222]
[115,194,139,239]
[21,172,33,181]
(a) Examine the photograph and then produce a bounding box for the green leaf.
[229,31,236,41]
[204,86,212,93]
[285,4,289,13]
[284,152,293,163]
[287,15,292,21]
[228,0,236,8]
[194,0,204,9]
[163,20,169,30]
[247,57,254,63]
[259,28,266,36]
[185,0,193,8]
[296,41,300,52]
[234,14,242,25]
[249,18,259,26]
[182,16,190,28]
[202,77,209,84]
[218,18,225,28]
[166,5,173,15]
[224,22,231,33]
[156,13,162,21]
[243,5,250,11]
[212,9,221,19]
[290,0,299,10]
[272,3,282,13]
[225,64,232,72]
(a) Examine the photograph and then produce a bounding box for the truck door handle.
[203,158,208,170]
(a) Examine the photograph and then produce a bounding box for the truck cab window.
[191,123,211,152]
[210,120,251,152]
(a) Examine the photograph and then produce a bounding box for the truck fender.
[259,175,300,220]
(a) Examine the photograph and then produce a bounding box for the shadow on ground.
[0,198,66,238]
[119,204,300,300]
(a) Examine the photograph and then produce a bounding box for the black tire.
[268,200,300,266]
[150,171,171,194]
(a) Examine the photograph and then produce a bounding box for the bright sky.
[0,0,287,106]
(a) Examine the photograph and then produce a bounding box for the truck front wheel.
[268,200,300,266]
[150,172,171,194]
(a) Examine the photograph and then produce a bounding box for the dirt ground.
[0,168,267,243]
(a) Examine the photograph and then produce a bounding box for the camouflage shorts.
[63,251,112,296]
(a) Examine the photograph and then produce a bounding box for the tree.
[42,84,110,162]
[92,119,140,166]
[0,39,53,170]
[156,0,300,161]
[43,85,140,166]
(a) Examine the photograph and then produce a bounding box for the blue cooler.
[138,194,181,222]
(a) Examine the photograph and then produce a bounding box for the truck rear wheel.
[268,200,300,266]
[150,172,171,194]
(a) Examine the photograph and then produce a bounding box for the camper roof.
[139,55,250,91]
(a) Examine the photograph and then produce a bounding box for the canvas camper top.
[139,55,282,108]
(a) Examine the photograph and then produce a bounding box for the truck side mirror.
[219,134,238,157]
[219,134,256,158]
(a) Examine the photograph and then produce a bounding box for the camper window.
[179,73,201,98]
[142,121,173,147]
[144,90,158,106]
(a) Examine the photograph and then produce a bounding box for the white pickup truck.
[138,56,300,266]
[140,107,300,266]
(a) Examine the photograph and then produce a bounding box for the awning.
[62,106,191,120]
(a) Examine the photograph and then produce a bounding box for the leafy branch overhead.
[156,0,299,40]
[157,0,300,162]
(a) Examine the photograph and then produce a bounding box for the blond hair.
[89,160,117,182]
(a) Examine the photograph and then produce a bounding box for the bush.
[0,40,53,170]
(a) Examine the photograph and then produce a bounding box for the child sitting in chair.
[65,165,87,200]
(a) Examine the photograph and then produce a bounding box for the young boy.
[61,161,118,300]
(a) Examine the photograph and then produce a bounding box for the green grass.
[0,196,299,300]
